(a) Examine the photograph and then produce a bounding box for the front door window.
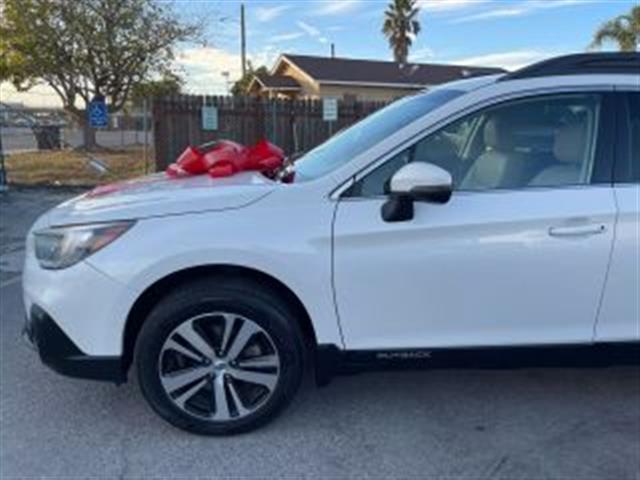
[352,94,602,197]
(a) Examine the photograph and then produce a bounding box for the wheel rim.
[158,312,281,422]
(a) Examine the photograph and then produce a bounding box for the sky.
[2,0,636,107]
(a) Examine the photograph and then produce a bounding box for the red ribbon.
[87,139,287,198]
[166,139,285,178]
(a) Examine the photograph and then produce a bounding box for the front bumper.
[23,237,137,357]
[24,304,126,384]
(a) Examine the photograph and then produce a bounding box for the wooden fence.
[153,95,388,170]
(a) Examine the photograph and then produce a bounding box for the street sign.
[323,98,338,122]
[201,105,218,131]
[88,96,108,128]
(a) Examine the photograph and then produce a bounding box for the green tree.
[231,62,269,96]
[0,0,197,149]
[382,0,421,64]
[591,5,640,52]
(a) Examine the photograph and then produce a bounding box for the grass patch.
[4,148,153,186]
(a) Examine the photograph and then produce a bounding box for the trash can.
[33,126,62,150]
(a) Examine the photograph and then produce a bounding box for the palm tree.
[591,5,640,52]
[382,0,421,64]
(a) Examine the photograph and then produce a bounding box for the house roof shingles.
[255,73,301,89]
[282,54,506,87]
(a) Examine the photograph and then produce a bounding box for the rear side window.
[624,93,640,183]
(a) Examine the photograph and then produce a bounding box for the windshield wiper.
[273,152,304,182]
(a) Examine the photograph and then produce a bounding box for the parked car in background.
[23,53,639,435]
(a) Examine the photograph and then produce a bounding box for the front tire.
[136,277,305,435]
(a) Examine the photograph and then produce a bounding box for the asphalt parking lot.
[1,187,639,479]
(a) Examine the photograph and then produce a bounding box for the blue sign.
[88,96,108,128]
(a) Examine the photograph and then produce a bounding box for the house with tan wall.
[248,54,505,102]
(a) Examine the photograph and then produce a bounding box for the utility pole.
[240,3,247,77]
[331,43,335,58]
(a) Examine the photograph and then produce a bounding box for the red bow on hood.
[166,139,285,178]
[86,139,289,199]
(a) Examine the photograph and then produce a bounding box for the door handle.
[548,224,607,237]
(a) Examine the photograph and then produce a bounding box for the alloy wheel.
[158,312,281,422]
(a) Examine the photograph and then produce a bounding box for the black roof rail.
[500,53,640,81]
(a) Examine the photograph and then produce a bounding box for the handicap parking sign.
[88,96,108,128]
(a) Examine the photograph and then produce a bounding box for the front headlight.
[34,221,135,270]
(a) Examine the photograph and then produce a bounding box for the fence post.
[0,123,6,190]
[271,99,277,145]
[143,97,149,174]
[254,97,265,142]
[288,100,296,154]
[152,97,169,171]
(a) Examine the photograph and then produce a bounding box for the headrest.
[483,117,515,151]
[553,122,587,164]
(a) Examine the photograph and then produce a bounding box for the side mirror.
[382,163,453,222]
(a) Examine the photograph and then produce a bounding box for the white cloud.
[452,0,595,23]
[271,32,305,42]
[177,47,239,71]
[2,45,277,104]
[296,20,321,37]
[248,46,279,72]
[527,0,596,9]
[177,47,242,94]
[410,47,436,62]
[0,83,63,108]
[418,0,489,12]
[295,20,332,46]
[313,0,363,16]
[451,49,557,71]
[177,46,278,95]
[255,5,291,23]
[453,7,524,22]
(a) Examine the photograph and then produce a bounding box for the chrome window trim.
[337,183,615,204]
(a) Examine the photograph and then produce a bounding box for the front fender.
[87,206,343,354]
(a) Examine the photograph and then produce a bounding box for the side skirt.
[315,342,640,386]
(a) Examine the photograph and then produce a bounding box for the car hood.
[45,172,276,227]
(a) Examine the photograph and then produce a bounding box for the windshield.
[294,89,465,182]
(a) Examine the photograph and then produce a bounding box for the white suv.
[23,53,639,435]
